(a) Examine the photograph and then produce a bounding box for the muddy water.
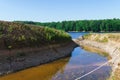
[0,32,111,80]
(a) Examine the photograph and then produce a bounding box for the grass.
[84,33,120,43]
[83,33,92,39]
[0,21,71,50]
[83,33,109,43]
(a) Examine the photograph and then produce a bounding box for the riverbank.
[0,21,77,76]
[0,41,77,76]
[73,33,120,80]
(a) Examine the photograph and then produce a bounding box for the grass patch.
[83,33,92,39]
[0,21,71,49]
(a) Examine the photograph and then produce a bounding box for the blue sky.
[0,0,120,22]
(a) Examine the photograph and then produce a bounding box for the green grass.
[0,21,71,49]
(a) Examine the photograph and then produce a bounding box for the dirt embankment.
[0,41,77,76]
[73,33,120,80]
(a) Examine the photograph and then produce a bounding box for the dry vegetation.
[0,21,71,50]
[83,33,120,43]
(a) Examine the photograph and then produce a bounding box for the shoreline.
[73,33,120,80]
[0,41,77,76]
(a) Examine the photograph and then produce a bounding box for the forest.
[16,18,120,32]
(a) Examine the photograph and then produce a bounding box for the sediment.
[0,41,77,76]
[73,33,120,80]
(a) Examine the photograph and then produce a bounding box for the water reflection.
[68,32,88,39]
[0,58,70,80]
[0,47,111,80]
[0,32,111,80]
[51,47,111,80]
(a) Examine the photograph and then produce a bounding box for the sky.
[0,0,120,22]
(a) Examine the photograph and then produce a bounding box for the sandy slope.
[73,33,120,80]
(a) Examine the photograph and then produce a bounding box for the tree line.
[17,18,120,32]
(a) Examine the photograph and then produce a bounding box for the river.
[0,32,111,80]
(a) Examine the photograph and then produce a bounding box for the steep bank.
[0,58,70,80]
[0,21,77,76]
[0,41,76,76]
[73,33,120,80]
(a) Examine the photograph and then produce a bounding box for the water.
[0,32,111,80]
[69,32,88,39]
